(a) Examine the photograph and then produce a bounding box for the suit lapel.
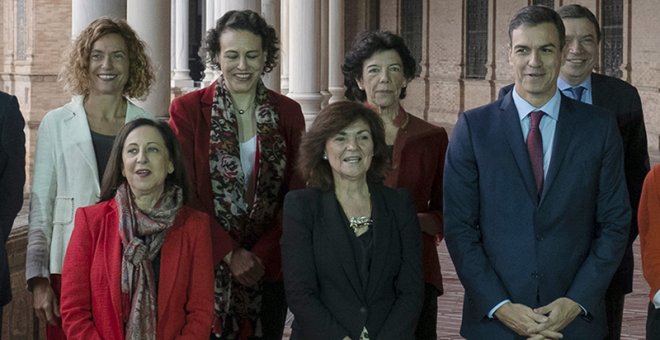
[64,106,99,183]
[158,221,182,321]
[365,186,390,302]
[541,96,578,203]
[104,201,123,323]
[499,96,539,202]
[590,73,606,107]
[320,191,364,301]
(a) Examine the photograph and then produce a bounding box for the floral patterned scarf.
[209,76,287,338]
[116,182,183,340]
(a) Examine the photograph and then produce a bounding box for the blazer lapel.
[104,201,123,324]
[365,186,390,302]
[64,102,99,184]
[320,191,364,301]
[499,96,539,202]
[590,73,606,107]
[158,222,182,321]
[541,96,578,203]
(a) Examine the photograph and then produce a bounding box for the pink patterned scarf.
[115,182,183,340]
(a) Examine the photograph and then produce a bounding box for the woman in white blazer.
[25,18,154,339]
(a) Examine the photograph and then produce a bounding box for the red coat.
[60,200,215,340]
[639,164,660,302]
[169,81,305,279]
[383,112,448,293]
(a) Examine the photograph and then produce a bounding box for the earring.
[323,153,328,160]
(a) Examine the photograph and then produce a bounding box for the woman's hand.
[31,277,60,326]
[229,248,265,286]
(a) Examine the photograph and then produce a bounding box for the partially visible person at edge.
[498,7,649,337]
[342,30,447,340]
[60,119,214,339]
[0,91,26,337]
[281,101,423,340]
[168,9,305,340]
[25,17,155,339]
[639,165,660,340]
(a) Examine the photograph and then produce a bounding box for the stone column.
[71,0,126,38]
[261,0,281,92]
[220,0,260,13]
[128,0,171,118]
[288,0,322,125]
[202,0,218,86]
[328,0,345,104]
[172,0,194,88]
[280,0,290,94]
[319,0,330,107]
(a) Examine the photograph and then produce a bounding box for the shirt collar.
[512,87,561,122]
[557,75,592,93]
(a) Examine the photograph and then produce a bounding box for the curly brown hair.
[200,10,279,74]
[59,17,154,99]
[298,101,389,191]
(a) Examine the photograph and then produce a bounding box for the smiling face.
[325,119,374,184]
[509,23,564,107]
[121,126,174,202]
[356,49,407,111]
[218,29,266,95]
[560,17,598,85]
[87,33,129,96]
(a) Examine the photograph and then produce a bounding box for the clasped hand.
[494,298,581,340]
[229,248,265,287]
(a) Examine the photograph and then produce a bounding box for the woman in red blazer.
[342,31,448,340]
[60,119,214,339]
[639,164,660,340]
[169,10,305,340]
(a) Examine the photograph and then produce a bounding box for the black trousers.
[415,283,440,340]
[604,288,625,340]
[210,281,287,340]
[647,303,660,340]
[259,281,287,340]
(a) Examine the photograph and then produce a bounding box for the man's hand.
[31,277,60,326]
[530,297,582,334]
[495,302,563,338]
[229,248,265,287]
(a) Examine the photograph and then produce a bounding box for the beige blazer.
[26,96,152,282]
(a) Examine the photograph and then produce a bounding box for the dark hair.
[59,17,154,100]
[201,10,279,74]
[557,4,601,42]
[342,31,419,102]
[99,118,189,203]
[508,5,566,50]
[298,101,389,191]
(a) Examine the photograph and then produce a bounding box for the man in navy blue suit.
[498,6,650,338]
[444,5,631,339]
[0,91,25,335]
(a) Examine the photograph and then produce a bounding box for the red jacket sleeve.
[60,207,104,340]
[639,165,660,301]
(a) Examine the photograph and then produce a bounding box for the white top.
[240,135,258,188]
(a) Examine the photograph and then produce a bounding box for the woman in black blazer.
[281,101,423,340]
